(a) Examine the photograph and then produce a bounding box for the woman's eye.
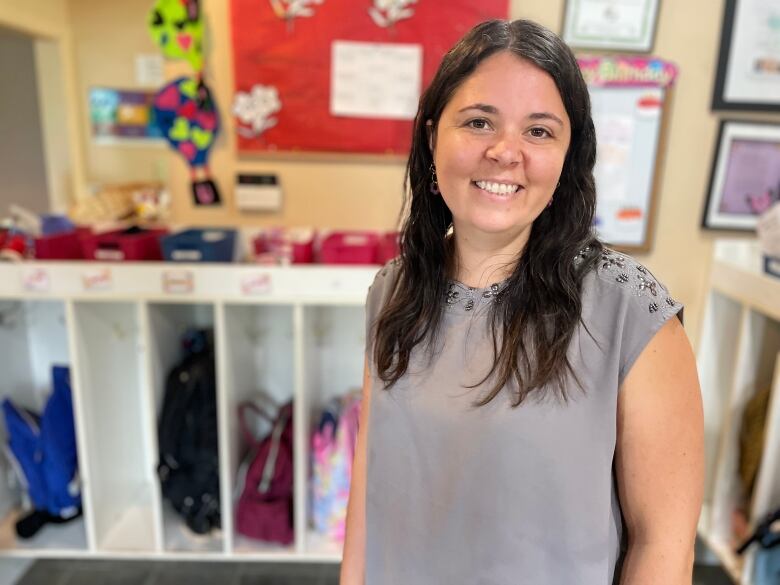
[466,118,490,130]
[529,127,551,138]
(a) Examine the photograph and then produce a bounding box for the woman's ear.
[426,119,435,154]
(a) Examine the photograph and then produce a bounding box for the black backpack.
[157,329,221,535]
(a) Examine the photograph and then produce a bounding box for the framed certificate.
[712,0,780,112]
[702,121,780,231]
[562,0,660,52]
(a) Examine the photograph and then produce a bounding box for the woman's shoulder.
[366,257,402,312]
[577,246,681,319]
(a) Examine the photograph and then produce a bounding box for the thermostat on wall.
[236,174,282,212]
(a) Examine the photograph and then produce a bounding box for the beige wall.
[69,0,169,186]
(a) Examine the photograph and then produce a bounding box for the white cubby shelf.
[697,240,780,585]
[0,261,377,562]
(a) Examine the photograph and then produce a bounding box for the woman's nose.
[486,134,523,166]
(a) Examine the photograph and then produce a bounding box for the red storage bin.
[376,231,400,264]
[80,228,167,261]
[319,231,380,265]
[35,227,90,260]
[253,228,315,265]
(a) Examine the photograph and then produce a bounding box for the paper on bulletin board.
[330,41,422,120]
[591,86,664,247]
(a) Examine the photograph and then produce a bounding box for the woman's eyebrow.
[528,112,564,128]
[457,103,499,114]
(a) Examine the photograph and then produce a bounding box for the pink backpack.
[310,393,361,541]
[236,400,294,545]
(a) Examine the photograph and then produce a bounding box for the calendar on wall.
[229,0,509,156]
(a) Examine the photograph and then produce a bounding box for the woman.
[341,19,703,585]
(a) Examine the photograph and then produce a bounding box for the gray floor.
[7,559,734,585]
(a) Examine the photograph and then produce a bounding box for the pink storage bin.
[375,231,400,264]
[253,228,315,265]
[319,231,380,265]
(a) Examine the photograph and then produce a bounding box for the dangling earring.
[429,162,440,195]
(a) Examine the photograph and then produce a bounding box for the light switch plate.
[236,174,282,211]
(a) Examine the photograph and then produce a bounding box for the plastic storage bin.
[318,232,380,265]
[375,231,399,264]
[253,228,315,265]
[80,228,167,261]
[35,229,88,260]
[161,228,237,263]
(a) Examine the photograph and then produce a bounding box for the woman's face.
[431,51,571,244]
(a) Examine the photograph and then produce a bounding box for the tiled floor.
[9,559,733,585]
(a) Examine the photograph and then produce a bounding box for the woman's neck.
[448,227,530,288]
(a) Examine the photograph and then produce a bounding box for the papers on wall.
[330,40,422,120]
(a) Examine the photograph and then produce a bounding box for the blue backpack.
[2,365,81,536]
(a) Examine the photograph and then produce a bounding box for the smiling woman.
[341,19,703,585]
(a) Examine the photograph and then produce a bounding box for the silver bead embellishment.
[636,275,658,297]
[616,273,629,283]
[649,302,659,313]
[464,298,475,311]
[665,297,676,307]
[446,286,459,305]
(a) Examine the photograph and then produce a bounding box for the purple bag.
[235,400,294,545]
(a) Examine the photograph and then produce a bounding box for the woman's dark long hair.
[373,19,604,406]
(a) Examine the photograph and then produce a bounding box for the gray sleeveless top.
[363,248,683,585]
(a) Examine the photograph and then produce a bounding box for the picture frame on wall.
[562,0,660,52]
[712,0,780,112]
[702,120,780,231]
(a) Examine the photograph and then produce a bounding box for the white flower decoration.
[232,84,282,138]
[369,0,417,28]
[269,0,324,20]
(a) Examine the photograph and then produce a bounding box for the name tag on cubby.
[240,272,272,295]
[162,270,194,294]
[22,268,51,293]
[82,268,112,291]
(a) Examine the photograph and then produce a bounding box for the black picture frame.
[702,120,780,231]
[712,0,780,112]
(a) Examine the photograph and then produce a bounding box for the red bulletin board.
[230,0,509,155]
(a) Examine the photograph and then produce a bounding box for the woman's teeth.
[474,181,520,195]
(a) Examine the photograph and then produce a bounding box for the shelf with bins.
[0,262,377,561]
[697,240,780,585]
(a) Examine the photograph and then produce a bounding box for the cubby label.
[22,268,50,292]
[241,272,272,295]
[163,270,194,294]
[82,268,112,291]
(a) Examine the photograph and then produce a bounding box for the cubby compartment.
[301,305,365,559]
[0,300,86,554]
[707,309,780,580]
[697,291,743,524]
[144,302,223,554]
[70,301,155,553]
[218,303,296,557]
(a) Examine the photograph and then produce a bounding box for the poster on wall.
[229,0,509,156]
[89,88,164,145]
[578,57,678,251]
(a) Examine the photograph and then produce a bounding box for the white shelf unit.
[0,262,376,562]
[697,240,780,584]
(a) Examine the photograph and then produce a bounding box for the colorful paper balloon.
[154,77,221,205]
[148,0,204,72]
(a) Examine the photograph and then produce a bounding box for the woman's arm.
[615,317,704,585]
[340,356,373,585]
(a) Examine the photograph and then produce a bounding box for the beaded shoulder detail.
[444,279,508,312]
[579,246,681,317]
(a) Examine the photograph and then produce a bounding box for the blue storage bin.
[161,228,237,263]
